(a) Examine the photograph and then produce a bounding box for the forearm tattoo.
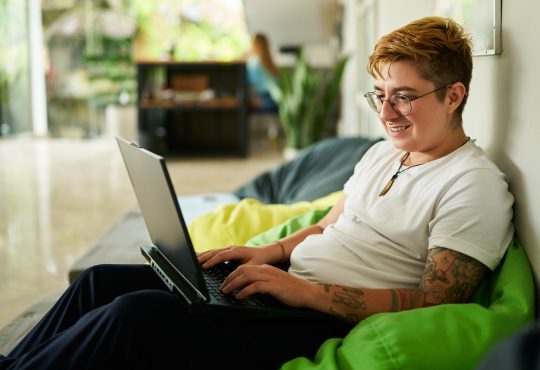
[319,247,488,322]
[394,288,424,311]
[320,284,367,323]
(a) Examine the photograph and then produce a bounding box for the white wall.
[477,1,540,309]
[341,0,540,310]
[244,0,340,67]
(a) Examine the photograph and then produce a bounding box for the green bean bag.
[191,199,535,370]
[247,210,535,370]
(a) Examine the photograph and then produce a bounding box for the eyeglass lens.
[365,93,411,116]
[364,84,451,116]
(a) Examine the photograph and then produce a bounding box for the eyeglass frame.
[363,83,454,116]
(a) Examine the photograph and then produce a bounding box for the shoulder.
[429,140,507,184]
[247,56,263,73]
[349,140,396,175]
[368,139,394,153]
[433,141,514,208]
[361,140,396,162]
[445,140,503,172]
[344,140,398,192]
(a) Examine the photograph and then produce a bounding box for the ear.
[447,82,467,114]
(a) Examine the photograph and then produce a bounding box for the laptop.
[115,137,331,319]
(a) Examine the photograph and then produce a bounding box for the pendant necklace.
[379,138,471,197]
[379,152,423,197]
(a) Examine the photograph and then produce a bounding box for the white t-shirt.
[288,140,514,289]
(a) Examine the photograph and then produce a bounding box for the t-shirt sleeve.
[343,161,363,196]
[428,168,514,270]
[343,142,384,196]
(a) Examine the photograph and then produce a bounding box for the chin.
[387,135,412,152]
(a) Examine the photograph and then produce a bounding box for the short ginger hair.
[367,16,473,121]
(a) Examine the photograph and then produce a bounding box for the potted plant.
[268,52,349,158]
[85,34,137,140]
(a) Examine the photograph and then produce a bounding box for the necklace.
[378,137,471,197]
[379,152,423,196]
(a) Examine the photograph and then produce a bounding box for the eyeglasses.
[364,84,451,116]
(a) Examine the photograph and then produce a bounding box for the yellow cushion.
[188,191,342,252]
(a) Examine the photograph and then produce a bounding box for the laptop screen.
[116,137,206,294]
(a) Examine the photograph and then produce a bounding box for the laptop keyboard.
[203,264,283,308]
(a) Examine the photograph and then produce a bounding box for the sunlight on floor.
[0,136,283,328]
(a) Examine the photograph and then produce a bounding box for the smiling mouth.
[388,125,409,133]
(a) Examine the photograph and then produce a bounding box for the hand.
[220,264,317,308]
[197,245,276,269]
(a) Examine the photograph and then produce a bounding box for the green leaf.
[270,50,349,149]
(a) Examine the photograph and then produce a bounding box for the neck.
[405,130,469,166]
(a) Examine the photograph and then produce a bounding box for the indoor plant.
[268,51,349,157]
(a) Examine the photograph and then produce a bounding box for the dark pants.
[1,264,351,370]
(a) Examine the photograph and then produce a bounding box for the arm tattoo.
[319,284,367,323]
[316,247,487,322]
[421,247,488,306]
[333,287,367,311]
[320,283,331,293]
[394,288,424,311]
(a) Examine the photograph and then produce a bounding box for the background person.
[246,32,280,112]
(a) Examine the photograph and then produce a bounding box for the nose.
[379,100,400,121]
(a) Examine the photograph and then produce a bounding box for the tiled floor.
[0,135,284,329]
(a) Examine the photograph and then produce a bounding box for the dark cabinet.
[136,61,248,156]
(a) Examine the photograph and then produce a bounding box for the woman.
[246,33,280,112]
[0,17,513,370]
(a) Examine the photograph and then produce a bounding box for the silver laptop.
[116,136,330,319]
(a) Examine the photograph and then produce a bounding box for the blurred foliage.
[2,0,249,137]
[131,0,249,61]
[84,36,136,108]
[0,0,32,135]
[268,52,349,149]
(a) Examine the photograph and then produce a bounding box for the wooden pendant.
[379,174,398,197]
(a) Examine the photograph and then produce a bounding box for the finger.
[219,265,245,293]
[235,274,308,307]
[235,281,271,300]
[197,249,218,261]
[221,265,274,294]
[198,247,230,258]
[201,253,228,269]
[220,263,256,289]
[202,248,243,269]
[197,249,225,264]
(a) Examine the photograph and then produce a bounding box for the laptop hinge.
[141,245,208,304]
